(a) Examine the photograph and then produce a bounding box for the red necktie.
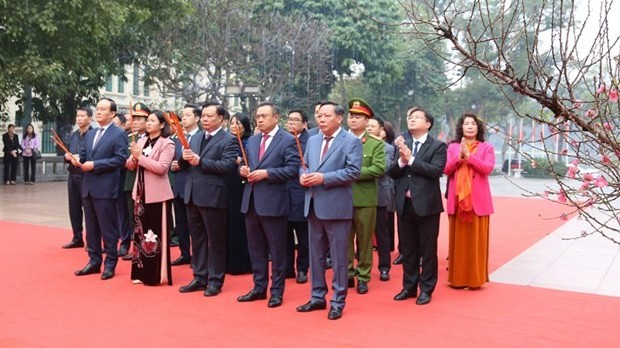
[258,133,269,160]
[320,136,333,162]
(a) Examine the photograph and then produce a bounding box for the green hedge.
[522,159,568,178]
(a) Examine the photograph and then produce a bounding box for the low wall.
[1,155,69,183]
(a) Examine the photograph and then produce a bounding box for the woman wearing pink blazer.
[126,110,175,286]
[444,113,495,289]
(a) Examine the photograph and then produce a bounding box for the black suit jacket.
[2,133,20,155]
[388,133,447,217]
[182,130,239,208]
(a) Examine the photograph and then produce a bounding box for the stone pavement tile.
[530,264,606,294]
[490,259,550,285]
[597,278,620,297]
[551,249,616,269]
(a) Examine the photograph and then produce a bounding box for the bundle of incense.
[291,128,307,171]
[234,121,249,169]
[50,129,73,156]
[164,111,190,149]
[129,101,135,143]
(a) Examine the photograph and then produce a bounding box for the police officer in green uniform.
[346,98,386,294]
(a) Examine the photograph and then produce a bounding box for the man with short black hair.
[72,98,129,280]
[178,101,238,297]
[389,106,447,305]
[62,106,93,249]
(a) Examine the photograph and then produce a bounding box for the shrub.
[522,159,568,178]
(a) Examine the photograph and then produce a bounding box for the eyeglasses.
[406,115,427,121]
[287,117,303,123]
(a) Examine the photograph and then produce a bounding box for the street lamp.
[224,82,260,115]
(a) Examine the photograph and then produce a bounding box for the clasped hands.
[299,172,324,187]
[459,138,470,161]
[239,165,269,182]
[394,136,412,163]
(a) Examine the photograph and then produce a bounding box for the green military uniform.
[347,99,386,286]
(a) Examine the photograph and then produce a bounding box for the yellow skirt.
[448,214,490,288]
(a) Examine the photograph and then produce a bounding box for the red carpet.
[1,197,618,347]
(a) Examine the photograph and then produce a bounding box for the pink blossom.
[597,84,607,94]
[571,159,580,166]
[560,213,568,221]
[562,149,568,155]
[603,122,613,131]
[602,156,611,165]
[558,191,567,203]
[579,181,590,191]
[566,166,577,179]
[594,176,608,188]
[585,109,598,118]
[583,173,594,182]
[573,100,583,109]
[609,89,619,102]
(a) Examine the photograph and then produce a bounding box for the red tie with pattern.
[320,136,333,162]
[258,133,269,160]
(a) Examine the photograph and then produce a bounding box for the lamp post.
[224,83,260,116]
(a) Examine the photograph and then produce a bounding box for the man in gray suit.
[296,101,362,320]
[178,101,239,297]
[237,102,299,308]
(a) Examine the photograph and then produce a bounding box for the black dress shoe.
[75,263,101,276]
[392,254,403,265]
[379,271,390,281]
[327,306,343,320]
[347,278,355,288]
[267,296,283,308]
[118,245,129,257]
[179,279,207,293]
[101,268,115,280]
[170,236,180,247]
[296,271,308,284]
[393,289,417,301]
[62,240,84,249]
[296,300,327,312]
[204,286,222,297]
[237,289,267,302]
[171,256,191,266]
[416,292,432,305]
[357,280,368,294]
[325,257,332,269]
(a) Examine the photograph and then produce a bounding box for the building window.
[118,76,125,93]
[133,65,140,95]
[105,75,113,92]
[143,82,150,97]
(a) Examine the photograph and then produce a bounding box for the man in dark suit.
[72,98,129,280]
[178,101,238,297]
[285,109,310,284]
[237,102,299,308]
[296,101,362,320]
[62,106,92,248]
[169,103,201,266]
[389,106,446,305]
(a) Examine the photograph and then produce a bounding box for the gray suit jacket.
[303,129,362,220]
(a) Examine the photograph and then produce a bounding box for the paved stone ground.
[1,175,618,297]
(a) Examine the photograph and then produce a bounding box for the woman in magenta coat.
[444,113,495,289]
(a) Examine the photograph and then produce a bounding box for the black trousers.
[67,173,84,241]
[187,202,227,288]
[398,198,440,295]
[374,206,391,272]
[286,220,309,274]
[173,195,191,259]
[3,155,18,181]
[22,156,36,182]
